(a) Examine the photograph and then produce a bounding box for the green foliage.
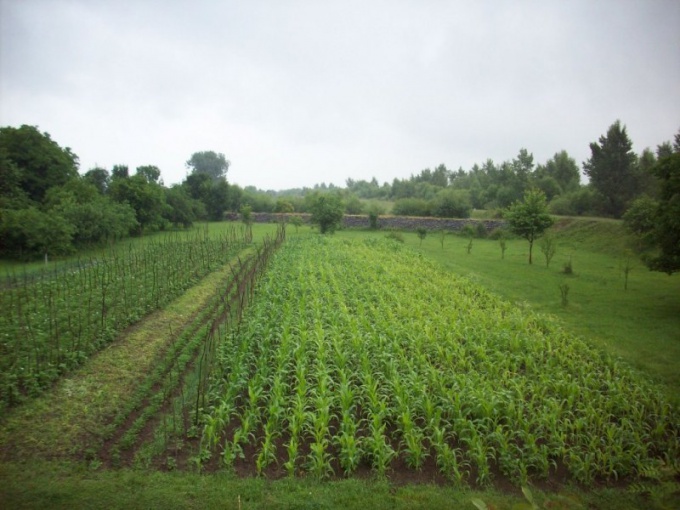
[109,174,165,235]
[504,189,554,264]
[643,153,680,274]
[416,227,427,246]
[240,204,253,225]
[385,231,404,243]
[539,150,581,193]
[135,165,161,184]
[274,199,294,214]
[185,151,230,181]
[623,195,658,250]
[82,167,110,194]
[289,215,303,232]
[539,235,557,268]
[0,206,75,260]
[459,224,476,238]
[548,187,599,216]
[392,198,431,217]
[344,194,365,215]
[583,120,638,218]
[308,192,344,234]
[200,236,679,488]
[0,226,252,407]
[432,188,472,218]
[487,227,507,240]
[0,125,79,203]
[368,210,379,230]
[163,185,200,228]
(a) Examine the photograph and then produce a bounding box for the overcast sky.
[1,0,679,191]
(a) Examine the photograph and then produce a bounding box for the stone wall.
[226,212,505,232]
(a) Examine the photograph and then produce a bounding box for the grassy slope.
[336,218,680,399]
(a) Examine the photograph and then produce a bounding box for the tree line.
[339,121,679,220]
[2,121,678,272]
[0,125,243,260]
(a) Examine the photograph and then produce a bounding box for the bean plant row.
[200,235,679,486]
[104,226,287,466]
[0,226,251,409]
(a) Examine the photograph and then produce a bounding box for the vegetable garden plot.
[0,227,249,409]
[199,236,679,486]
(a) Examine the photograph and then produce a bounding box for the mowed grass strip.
[0,248,256,460]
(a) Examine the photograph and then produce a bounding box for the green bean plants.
[0,227,250,409]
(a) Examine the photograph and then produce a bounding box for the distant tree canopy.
[186,151,230,181]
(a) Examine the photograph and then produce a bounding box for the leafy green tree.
[182,172,233,220]
[644,153,680,274]
[204,179,230,220]
[307,192,344,234]
[109,174,165,234]
[0,148,31,209]
[240,204,253,225]
[111,165,129,180]
[186,151,230,180]
[135,165,161,184]
[634,148,659,198]
[504,189,554,264]
[0,125,79,203]
[163,185,199,228]
[83,167,110,194]
[344,194,365,214]
[538,150,581,193]
[0,207,74,261]
[623,196,658,249]
[367,202,384,230]
[583,120,638,218]
[274,199,294,214]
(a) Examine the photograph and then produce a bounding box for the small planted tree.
[367,202,384,230]
[540,234,557,268]
[417,228,427,246]
[499,236,507,259]
[290,215,303,233]
[504,189,554,264]
[620,251,636,291]
[240,204,252,225]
